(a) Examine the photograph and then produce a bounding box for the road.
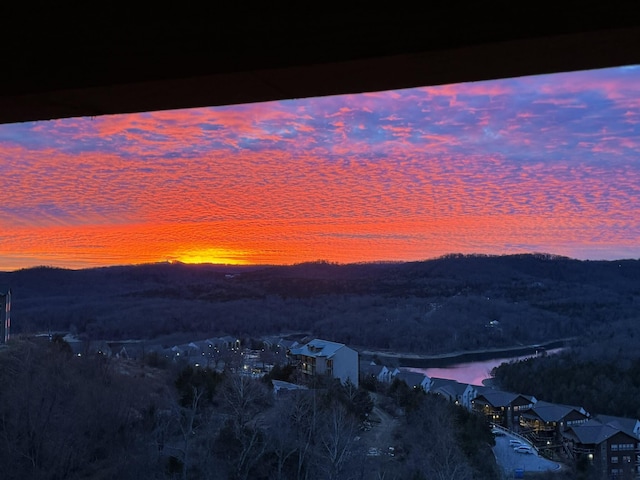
[358,394,400,458]
[368,405,398,450]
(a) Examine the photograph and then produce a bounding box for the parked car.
[509,439,525,447]
[514,445,534,454]
[491,427,506,436]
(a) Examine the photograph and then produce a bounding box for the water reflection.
[407,348,563,386]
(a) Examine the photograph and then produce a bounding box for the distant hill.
[2,254,639,354]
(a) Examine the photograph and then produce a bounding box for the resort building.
[562,419,640,478]
[289,338,359,387]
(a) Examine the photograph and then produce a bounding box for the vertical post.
[0,289,9,344]
[6,289,11,343]
[0,292,3,343]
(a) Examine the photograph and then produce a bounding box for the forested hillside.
[492,319,640,419]
[0,337,500,480]
[2,254,639,355]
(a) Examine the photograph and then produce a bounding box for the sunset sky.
[1,65,640,271]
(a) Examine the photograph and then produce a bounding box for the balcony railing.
[572,446,595,455]
[520,421,556,432]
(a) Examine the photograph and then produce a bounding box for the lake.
[405,348,564,386]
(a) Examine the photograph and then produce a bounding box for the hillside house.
[217,336,241,350]
[394,370,430,391]
[262,336,301,353]
[383,365,401,383]
[360,361,385,383]
[562,419,640,478]
[593,414,640,440]
[461,384,487,411]
[276,338,301,351]
[427,377,469,406]
[519,400,590,449]
[360,361,400,384]
[472,390,537,429]
[289,338,359,387]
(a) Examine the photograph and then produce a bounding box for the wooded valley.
[2,254,639,355]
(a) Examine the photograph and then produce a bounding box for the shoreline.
[358,338,572,368]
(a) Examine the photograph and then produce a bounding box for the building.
[593,414,640,440]
[289,338,359,387]
[0,288,10,344]
[394,370,430,391]
[360,361,400,384]
[472,390,537,429]
[562,419,640,478]
[427,377,470,406]
[519,400,590,450]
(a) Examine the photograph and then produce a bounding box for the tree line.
[491,317,640,419]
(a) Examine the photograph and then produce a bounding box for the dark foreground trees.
[0,340,500,479]
[0,338,171,480]
[390,389,498,480]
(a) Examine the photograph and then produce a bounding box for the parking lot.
[492,431,563,475]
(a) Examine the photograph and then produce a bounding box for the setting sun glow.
[171,248,251,266]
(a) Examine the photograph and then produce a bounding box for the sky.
[1,65,640,271]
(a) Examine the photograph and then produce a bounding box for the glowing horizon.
[2,65,640,271]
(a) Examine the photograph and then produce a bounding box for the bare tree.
[221,374,271,428]
[317,403,358,480]
[264,396,300,480]
[174,386,203,480]
[290,391,320,480]
[402,397,473,480]
[217,374,273,480]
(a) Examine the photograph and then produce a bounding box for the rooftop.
[475,390,535,407]
[522,400,587,423]
[290,338,347,359]
[564,419,626,445]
